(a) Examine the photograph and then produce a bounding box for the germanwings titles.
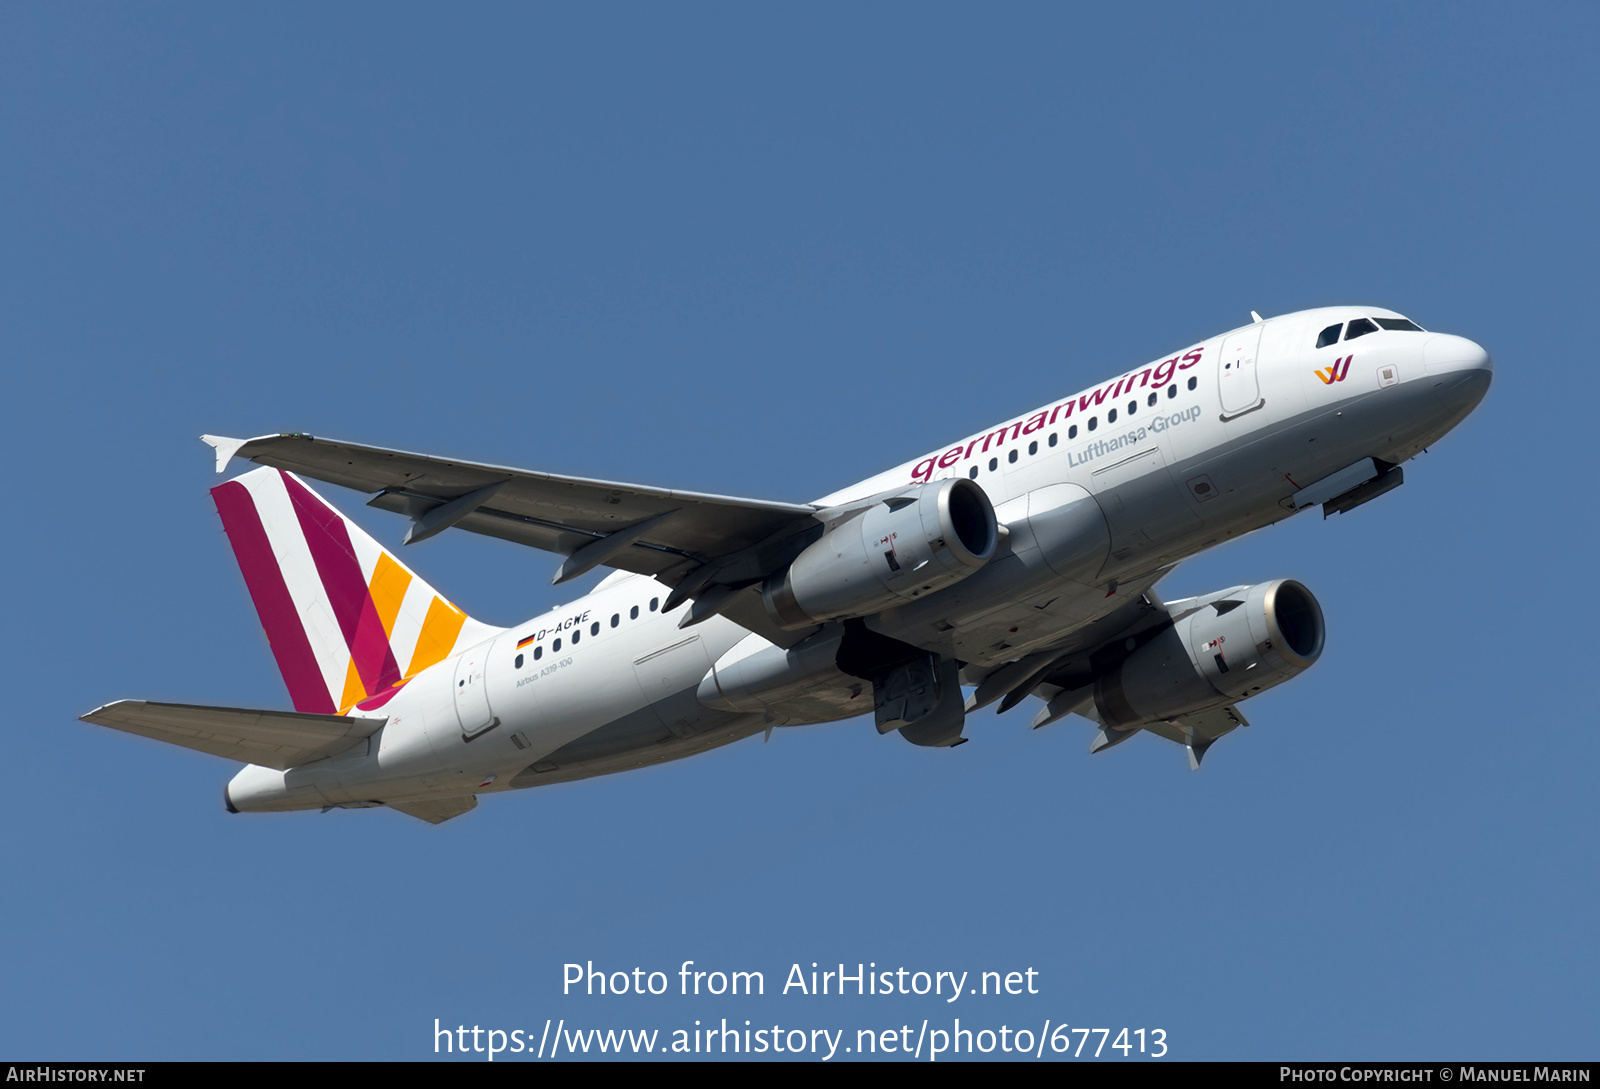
[82,306,1492,823]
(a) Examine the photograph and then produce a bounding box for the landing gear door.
[453,640,498,739]
[1218,326,1264,418]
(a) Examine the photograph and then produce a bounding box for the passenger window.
[1147,392,1157,407]
[968,466,978,479]
[1168,384,1177,398]
[590,621,599,636]
[1068,425,1078,439]
[1127,400,1136,414]
[534,646,543,660]
[572,630,580,645]
[630,605,639,620]
[988,457,997,471]
[1345,317,1378,340]
[1108,409,1117,423]
[611,613,619,628]
[1088,417,1098,431]
[1187,376,1197,390]
[515,654,524,669]
[650,597,659,612]
[553,638,561,652]
[1316,323,1343,349]
[1028,440,1037,455]
[1008,449,1018,463]
[1048,433,1057,447]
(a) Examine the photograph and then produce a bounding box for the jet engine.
[763,478,999,629]
[1093,579,1325,730]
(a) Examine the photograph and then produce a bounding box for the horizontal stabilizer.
[388,796,477,824]
[80,700,386,771]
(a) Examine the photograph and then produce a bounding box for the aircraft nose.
[1424,333,1492,378]
[1423,333,1492,410]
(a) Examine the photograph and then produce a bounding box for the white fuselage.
[226,306,1491,812]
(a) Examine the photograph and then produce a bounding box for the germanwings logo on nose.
[1315,355,1353,384]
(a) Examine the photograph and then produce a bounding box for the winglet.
[200,434,250,474]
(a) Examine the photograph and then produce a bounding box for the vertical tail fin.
[211,467,500,714]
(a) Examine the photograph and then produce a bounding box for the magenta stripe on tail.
[282,474,403,695]
[211,480,337,714]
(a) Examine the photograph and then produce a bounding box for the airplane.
[81,306,1492,823]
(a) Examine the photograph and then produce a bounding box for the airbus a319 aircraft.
[83,307,1491,823]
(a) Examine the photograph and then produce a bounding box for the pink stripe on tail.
[282,474,404,698]
[211,480,337,714]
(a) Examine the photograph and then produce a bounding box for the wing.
[204,433,828,647]
[81,700,385,771]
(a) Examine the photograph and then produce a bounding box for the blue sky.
[4,3,1595,1061]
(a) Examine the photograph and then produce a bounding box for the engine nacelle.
[1094,579,1325,730]
[763,478,999,630]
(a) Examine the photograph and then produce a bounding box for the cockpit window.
[1375,317,1424,332]
[1316,324,1342,349]
[1344,318,1378,341]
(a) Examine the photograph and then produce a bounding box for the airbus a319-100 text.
[82,307,1491,823]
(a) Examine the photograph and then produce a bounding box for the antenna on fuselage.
[1250,311,1265,323]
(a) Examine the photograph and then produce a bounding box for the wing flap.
[80,700,386,771]
[387,796,478,824]
[1144,704,1250,767]
[1143,703,1250,747]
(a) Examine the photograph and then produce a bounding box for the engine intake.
[764,478,998,629]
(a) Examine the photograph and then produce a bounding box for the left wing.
[81,700,386,770]
[204,433,829,646]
